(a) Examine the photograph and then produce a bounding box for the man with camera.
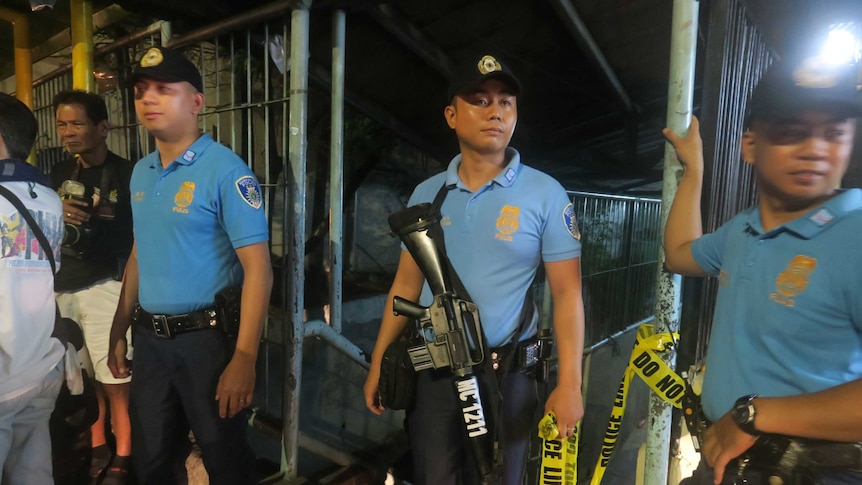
[50,90,134,485]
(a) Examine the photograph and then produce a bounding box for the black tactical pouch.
[215,286,242,337]
[378,339,417,410]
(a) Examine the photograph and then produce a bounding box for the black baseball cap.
[447,54,522,102]
[747,57,862,124]
[128,46,204,93]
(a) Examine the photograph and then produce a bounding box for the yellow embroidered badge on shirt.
[173,181,195,214]
[495,205,520,242]
[769,255,816,307]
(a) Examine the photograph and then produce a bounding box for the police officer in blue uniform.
[665,58,862,484]
[108,47,272,485]
[364,54,586,484]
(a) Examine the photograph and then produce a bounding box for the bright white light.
[820,26,862,66]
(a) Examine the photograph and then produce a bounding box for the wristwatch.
[730,394,759,435]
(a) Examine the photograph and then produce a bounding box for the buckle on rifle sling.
[206,308,219,327]
[519,341,540,368]
[152,314,172,338]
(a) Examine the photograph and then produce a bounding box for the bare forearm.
[235,242,273,360]
[370,288,417,368]
[553,297,584,389]
[662,117,708,276]
[370,251,424,368]
[111,245,138,337]
[544,258,585,389]
[664,167,704,269]
[755,380,862,441]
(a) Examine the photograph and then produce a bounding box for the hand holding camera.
[62,196,91,226]
[59,179,97,257]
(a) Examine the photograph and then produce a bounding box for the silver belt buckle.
[152,314,172,338]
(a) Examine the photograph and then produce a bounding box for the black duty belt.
[136,305,220,338]
[489,339,540,371]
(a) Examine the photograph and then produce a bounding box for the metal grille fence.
[695,0,773,362]
[570,191,662,347]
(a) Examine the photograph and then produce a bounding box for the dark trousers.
[130,328,255,485]
[407,367,538,485]
[682,458,862,485]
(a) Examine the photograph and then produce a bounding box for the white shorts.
[56,279,133,385]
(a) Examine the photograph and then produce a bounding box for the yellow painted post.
[70,0,95,92]
[0,7,34,163]
[0,7,32,108]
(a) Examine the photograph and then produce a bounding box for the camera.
[59,180,98,258]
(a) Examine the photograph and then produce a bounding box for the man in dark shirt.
[50,90,134,485]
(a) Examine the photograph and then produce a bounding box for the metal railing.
[694,0,772,364]
[570,191,662,348]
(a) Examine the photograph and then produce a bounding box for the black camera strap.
[69,155,116,204]
[0,184,70,347]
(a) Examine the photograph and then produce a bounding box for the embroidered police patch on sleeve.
[563,203,580,240]
[235,175,263,209]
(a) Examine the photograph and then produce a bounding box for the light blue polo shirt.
[130,134,269,314]
[407,148,581,348]
[692,189,862,421]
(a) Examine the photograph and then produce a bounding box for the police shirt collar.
[746,189,862,239]
[148,133,214,169]
[445,147,522,189]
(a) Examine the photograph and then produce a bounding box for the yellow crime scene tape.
[538,411,579,485]
[589,323,686,485]
[536,324,686,484]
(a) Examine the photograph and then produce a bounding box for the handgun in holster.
[681,365,707,452]
[532,328,554,383]
[215,286,242,337]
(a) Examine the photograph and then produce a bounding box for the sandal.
[100,465,130,485]
[88,457,111,485]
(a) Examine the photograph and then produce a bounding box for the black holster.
[215,286,242,337]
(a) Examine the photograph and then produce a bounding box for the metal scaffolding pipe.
[283,3,310,479]
[304,320,369,370]
[70,0,95,92]
[646,1,699,484]
[0,7,32,109]
[165,0,291,49]
[329,10,345,334]
[298,432,357,467]
[32,21,164,88]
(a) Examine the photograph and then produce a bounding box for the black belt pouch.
[378,340,416,410]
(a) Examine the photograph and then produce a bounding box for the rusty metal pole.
[70,0,95,92]
[645,1,699,484]
[283,1,311,479]
[329,10,345,334]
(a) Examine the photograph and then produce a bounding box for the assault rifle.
[388,202,498,482]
